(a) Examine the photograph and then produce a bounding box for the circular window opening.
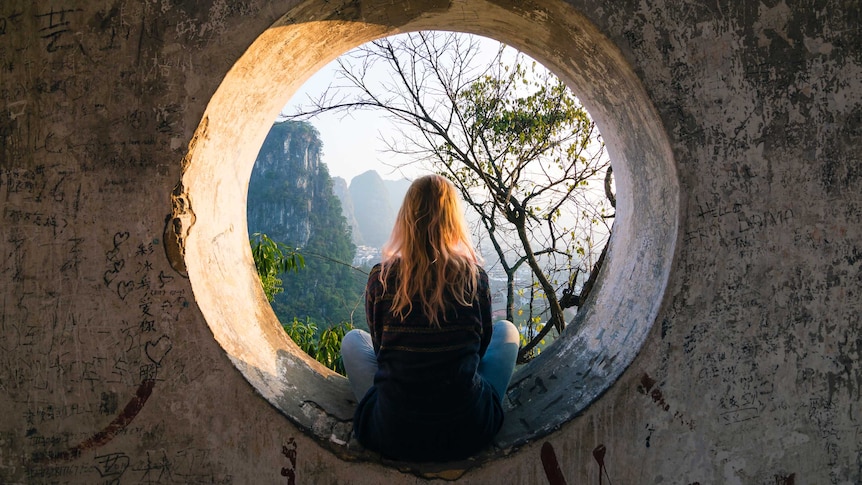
[175,0,678,468]
[250,31,615,376]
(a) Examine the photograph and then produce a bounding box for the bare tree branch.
[284,32,613,362]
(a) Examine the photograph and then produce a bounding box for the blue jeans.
[341,320,520,402]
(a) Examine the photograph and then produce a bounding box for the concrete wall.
[1,0,859,483]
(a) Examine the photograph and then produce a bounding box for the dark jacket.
[353,262,502,462]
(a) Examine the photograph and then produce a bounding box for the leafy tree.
[282,317,353,375]
[249,232,305,301]
[288,32,614,361]
[250,232,354,375]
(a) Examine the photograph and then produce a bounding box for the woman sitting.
[342,174,520,462]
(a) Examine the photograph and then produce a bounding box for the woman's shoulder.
[475,265,490,290]
[369,261,396,277]
[366,262,394,290]
[476,264,489,279]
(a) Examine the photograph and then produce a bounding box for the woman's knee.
[493,320,520,344]
[342,329,371,357]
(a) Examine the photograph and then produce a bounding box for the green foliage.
[441,40,611,352]
[249,231,354,375]
[268,182,367,327]
[517,319,546,362]
[283,317,318,351]
[282,317,353,375]
[459,62,592,166]
[249,232,305,302]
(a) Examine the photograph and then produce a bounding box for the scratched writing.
[98,232,187,385]
[1,233,25,282]
[25,401,105,427]
[4,208,67,235]
[683,329,783,426]
[36,7,82,53]
[1,221,192,472]
[128,448,232,484]
[24,464,83,481]
[103,231,130,290]
[133,450,173,483]
[2,166,46,198]
[0,12,23,37]
[1,167,81,217]
[92,5,133,51]
[24,447,233,484]
[676,246,859,448]
[684,194,795,253]
[94,452,130,482]
[59,237,84,274]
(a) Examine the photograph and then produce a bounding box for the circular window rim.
[174,0,679,469]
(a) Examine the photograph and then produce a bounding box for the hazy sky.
[281,57,420,182]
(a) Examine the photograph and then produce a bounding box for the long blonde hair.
[380,174,479,326]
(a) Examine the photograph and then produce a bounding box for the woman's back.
[353,262,503,461]
[341,174,519,462]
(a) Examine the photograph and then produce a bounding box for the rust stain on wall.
[30,379,156,464]
[541,442,568,485]
[638,373,695,430]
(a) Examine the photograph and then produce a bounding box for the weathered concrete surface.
[1,1,860,484]
[176,0,679,463]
